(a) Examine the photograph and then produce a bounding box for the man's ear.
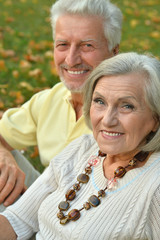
[113,44,119,56]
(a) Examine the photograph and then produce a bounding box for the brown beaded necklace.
[57,150,149,225]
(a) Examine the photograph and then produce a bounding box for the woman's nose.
[101,108,118,127]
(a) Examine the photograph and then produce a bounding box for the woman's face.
[90,73,158,156]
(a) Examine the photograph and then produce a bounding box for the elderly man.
[0,0,122,211]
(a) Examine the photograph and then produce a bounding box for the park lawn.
[0,0,160,172]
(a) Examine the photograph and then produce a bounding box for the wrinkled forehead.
[92,73,147,102]
[55,13,104,35]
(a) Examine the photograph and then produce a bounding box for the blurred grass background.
[0,0,160,172]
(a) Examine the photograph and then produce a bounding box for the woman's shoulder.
[51,134,97,173]
[149,151,160,169]
[144,151,160,195]
[55,134,97,162]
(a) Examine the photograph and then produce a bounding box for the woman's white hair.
[50,0,123,52]
[83,52,160,152]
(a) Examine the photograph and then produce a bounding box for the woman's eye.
[121,104,134,112]
[124,104,134,109]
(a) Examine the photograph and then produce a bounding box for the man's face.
[54,14,115,92]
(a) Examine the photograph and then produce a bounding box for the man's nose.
[65,46,82,67]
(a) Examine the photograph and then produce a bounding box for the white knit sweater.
[1,134,160,240]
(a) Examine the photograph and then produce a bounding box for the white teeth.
[103,132,121,136]
[67,70,85,74]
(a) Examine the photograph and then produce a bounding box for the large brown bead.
[58,201,70,211]
[68,209,80,221]
[77,173,89,183]
[88,195,100,207]
[65,189,76,201]
[114,166,126,178]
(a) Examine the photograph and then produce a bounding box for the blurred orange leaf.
[0,84,8,88]
[139,40,150,51]
[0,32,3,40]
[125,8,133,15]
[50,60,58,76]
[0,101,4,110]
[4,0,12,6]
[143,0,157,6]
[5,26,14,35]
[15,92,25,104]
[24,54,43,63]
[9,91,25,104]
[5,17,15,23]
[0,60,7,71]
[19,82,34,91]
[12,70,19,78]
[0,49,16,58]
[44,50,53,59]
[18,32,25,37]
[29,40,53,51]
[30,146,39,158]
[28,68,42,78]
[130,19,139,28]
[145,20,151,26]
[19,60,31,70]
[150,31,160,39]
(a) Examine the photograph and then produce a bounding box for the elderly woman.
[0,52,160,239]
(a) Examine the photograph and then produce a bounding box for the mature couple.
[0,0,159,239]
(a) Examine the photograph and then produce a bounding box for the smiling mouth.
[102,131,122,137]
[67,70,88,75]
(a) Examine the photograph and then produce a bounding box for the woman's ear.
[113,44,119,56]
[152,115,160,132]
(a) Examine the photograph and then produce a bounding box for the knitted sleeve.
[145,185,160,239]
[1,161,58,239]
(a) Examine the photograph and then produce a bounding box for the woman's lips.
[101,130,123,137]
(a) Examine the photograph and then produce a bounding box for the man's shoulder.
[33,82,69,106]
[35,82,69,98]
[51,82,70,96]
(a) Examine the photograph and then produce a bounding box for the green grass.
[0,0,58,110]
[0,0,160,172]
[115,0,160,56]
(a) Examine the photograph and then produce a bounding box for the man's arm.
[0,135,26,207]
[0,215,17,240]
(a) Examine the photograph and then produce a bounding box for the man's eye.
[93,98,104,105]
[56,43,68,51]
[81,44,94,52]
[86,43,92,47]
